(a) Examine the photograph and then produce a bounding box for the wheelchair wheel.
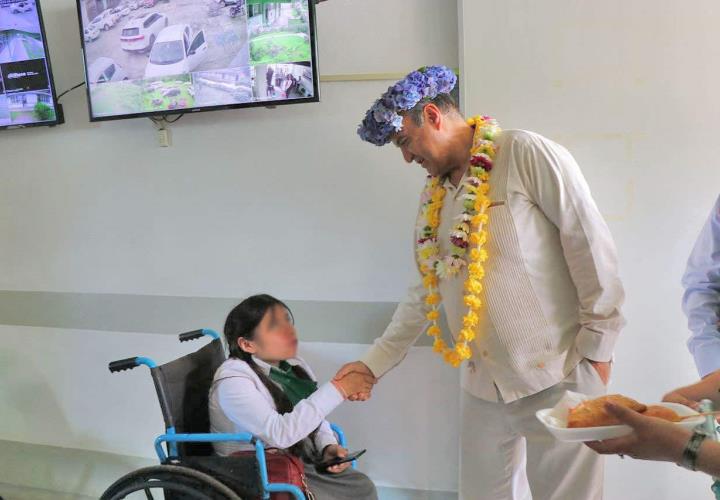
[100,464,242,500]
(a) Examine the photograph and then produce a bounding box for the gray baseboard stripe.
[0,439,457,499]
[0,290,439,346]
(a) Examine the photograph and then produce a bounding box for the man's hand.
[587,359,612,385]
[320,444,351,474]
[585,402,691,463]
[334,361,377,401]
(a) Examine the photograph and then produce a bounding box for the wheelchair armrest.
[329,423,347,448]
[154,432,255,462]
[329,423,358,469]
[155,433,306,500]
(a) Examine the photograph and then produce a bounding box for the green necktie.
[269,361,319,406]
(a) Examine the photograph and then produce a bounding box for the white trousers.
[460,359,607,500]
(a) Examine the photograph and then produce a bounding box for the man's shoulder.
[496,130,571,167]
[498,129,554,148]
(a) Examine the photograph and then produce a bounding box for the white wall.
[459,1,719,498]
[0,0,462,496]
[14,0,720,497]
[3,0,459,302]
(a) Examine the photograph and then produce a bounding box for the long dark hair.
[224,294,319,456]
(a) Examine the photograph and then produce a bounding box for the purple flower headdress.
[357,65,458,146]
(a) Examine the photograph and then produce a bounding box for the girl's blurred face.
[243,305,298,363]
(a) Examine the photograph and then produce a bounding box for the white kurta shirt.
[361,129,625,403]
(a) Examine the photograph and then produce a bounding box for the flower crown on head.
[357,65,458,146]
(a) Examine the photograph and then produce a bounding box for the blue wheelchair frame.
[111,328,350,500]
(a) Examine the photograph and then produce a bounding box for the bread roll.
[567,394,647,428]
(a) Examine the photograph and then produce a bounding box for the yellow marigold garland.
[416,116,501,367]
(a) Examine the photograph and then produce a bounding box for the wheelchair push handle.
[108,356,158,373]
[178,328,220,342]
[178,330,205,342]
[108,357,140,373]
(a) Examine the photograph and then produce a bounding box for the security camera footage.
[77,0,317,120]
[0,0,59,128]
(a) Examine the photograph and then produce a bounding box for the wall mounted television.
[0,0,62,129]
[76,0,319,122]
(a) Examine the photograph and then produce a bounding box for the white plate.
[536,402,706,442]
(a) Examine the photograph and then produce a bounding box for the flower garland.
[416,116,501,367]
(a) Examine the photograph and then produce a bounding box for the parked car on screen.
[120,13,168,52]
[89,10,119,31]
[88,57,129,83]
[144,24,208,79]
[84,25,101,42]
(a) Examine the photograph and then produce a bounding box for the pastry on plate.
[642,405,681,422]
[567,395,647,428]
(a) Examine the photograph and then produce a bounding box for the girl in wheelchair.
[209,294,378,500]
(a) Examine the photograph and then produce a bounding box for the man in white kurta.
[341,67,625,499]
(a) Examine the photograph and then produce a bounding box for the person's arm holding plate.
[588,198,720,473]
[586,402,720,477]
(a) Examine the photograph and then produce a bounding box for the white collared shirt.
[361,129,625,403]
[209,355,343,456]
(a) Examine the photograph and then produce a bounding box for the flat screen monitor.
[0,0,62,129]
[76,0,319,121]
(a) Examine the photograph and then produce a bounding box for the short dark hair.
[402,93,461,126]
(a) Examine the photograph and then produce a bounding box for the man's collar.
[442,168,470,190]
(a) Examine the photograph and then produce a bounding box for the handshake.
[331,361,377,402]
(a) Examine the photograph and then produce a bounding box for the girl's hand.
[335,371,375,399]
[585,402,691,463]
[321,445,351,474]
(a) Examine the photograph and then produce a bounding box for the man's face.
[391,113,452,177]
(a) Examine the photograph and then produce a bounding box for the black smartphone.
[315,449,367,472]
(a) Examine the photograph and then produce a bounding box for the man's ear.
[423,103,443,131]
[238,338,256,355]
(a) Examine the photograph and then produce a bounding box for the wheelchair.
[101,329,350,500]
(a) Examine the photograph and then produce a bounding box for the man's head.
[358,66,468,177]
[392,93,468,177]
